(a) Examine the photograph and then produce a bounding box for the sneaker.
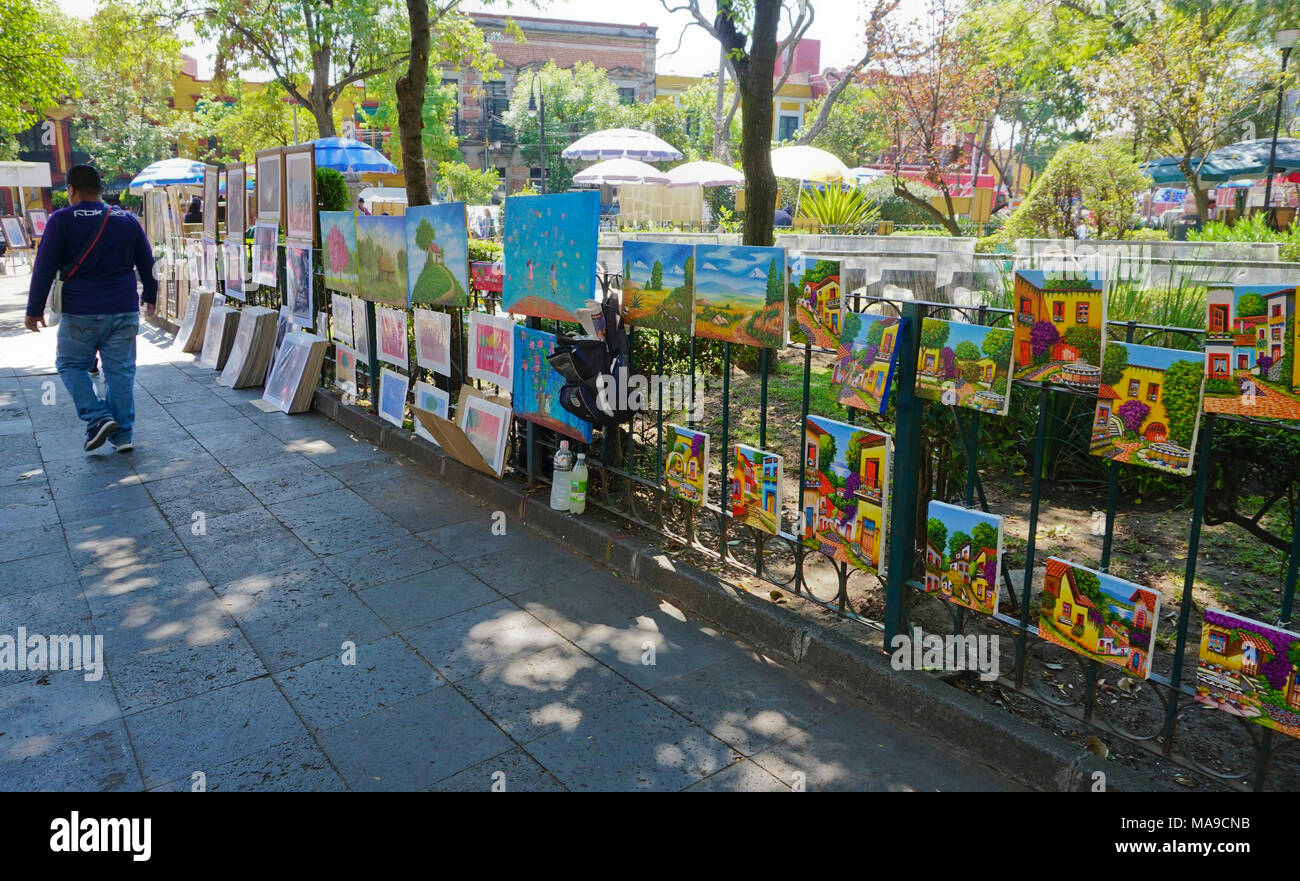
[109,435,133,453]
[84,418,119,452]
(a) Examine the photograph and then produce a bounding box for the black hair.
[67,164,103,196]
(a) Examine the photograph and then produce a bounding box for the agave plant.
[797,185,881,234]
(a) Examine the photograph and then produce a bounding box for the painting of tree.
[1062,324,1101,365]
[1162,359,1204,448]
[947,530,971,560]
[1100,341,1129,386]
[920,318,950,351]
[818,432,836,477]
[954,340,980,362]
[981,327,1013,368]
[927,517,947,552]
[940,346,958,379]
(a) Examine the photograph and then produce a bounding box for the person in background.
[24,164,157,453]
[357,197,371,216]
[183,196,202,224]
[774,204,794,227]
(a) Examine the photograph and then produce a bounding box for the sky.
[695,244,783,302]
[933,317,996,353]
[928,500,1000,543]
[1114,340,1205,372]
[54,0,928,78]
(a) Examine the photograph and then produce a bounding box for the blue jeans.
[56,312,139,441]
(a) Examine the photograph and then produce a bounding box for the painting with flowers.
[511,324,593,442]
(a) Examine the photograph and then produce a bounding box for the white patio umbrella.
[562,128,684,162]
[769,145,851,182]
[849,166,886,184]
[573,158,670,186]
[665,160,745,188]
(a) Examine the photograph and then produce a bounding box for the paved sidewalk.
[0,272,1014,791]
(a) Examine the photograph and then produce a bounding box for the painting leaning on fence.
[914,318,1015,415]
[833,312,905,414]
[1202,284,1300,424]
[801,415,890,573]
[664,425,709,506]
[1037,557,1160,679]
[1089,341,1205,475]
[1010,270,1105,390]
[732,444,782,535]
[925,501,1003,616]
[1196,607,1300,740]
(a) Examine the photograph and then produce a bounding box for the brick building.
[442,13,658,194]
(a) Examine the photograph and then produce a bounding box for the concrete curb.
[311,387,1157,792]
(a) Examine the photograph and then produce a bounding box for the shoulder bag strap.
[63,207,113,281]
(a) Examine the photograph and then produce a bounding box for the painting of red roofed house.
[789,255,842,348]
[1196,607,1300,740]
[801,415,890,573]
[1037,557,1160,678]
[925,500,1003,615]
[1202,285,1300,425]
[732,443,782,535]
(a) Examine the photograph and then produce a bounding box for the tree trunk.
[731,0,781,248]
[1178,157,1210,221]
[310,47,336,139]
[396,0,431,207]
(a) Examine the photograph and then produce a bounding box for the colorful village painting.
[731,444,782,535]
[1203,284,1300,424]
[1037,557,1160,678]
[832,312,904,414]
[1011,270,1106,389]
[1090,341,1205,475]
[801,415,889,573]
[356,214,408,307]
[915,318,1015,415]
[664,424,709,506]
[693,245,787,348]
[1196,607,1300,740]
[790,255,842,348]
[621,241,695,336]
[502,191,599,322]
[406,203,469,307]
[512,324,593,443]
[925,501,1003,615]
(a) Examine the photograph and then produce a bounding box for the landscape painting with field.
[801,415,890,573]
[1196,607,1300,740]
[833,312,905,414]
[1037,557,1160,679]
[621,241,694,336]
[731,444,782,535]
[406,203,469,307]
[693,244,787,348]
[790,255,842,348]
[914,318,1015,415]
[513,324,593,443]
[924,501,1003,615]
[1203,284,1300,425]
[502,191,598,322]
[1091,341,1205,475]
[356,214,408,307]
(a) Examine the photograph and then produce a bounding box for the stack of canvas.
[176,290,213,353]
[262,331,328,414]
[218,306,278,388]
[197,306,241,371]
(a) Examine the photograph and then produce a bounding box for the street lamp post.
[527,73,547,195]
[1264,28,1298,229]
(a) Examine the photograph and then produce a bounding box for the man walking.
[25,164,157,452]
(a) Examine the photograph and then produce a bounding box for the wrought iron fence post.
[793,341,812,596]
[1014,382,1052,686]
[365,300,380,415]
[883,301,925,647]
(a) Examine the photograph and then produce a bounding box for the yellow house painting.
[1038,557,1160,678]
[1011,270,1105,388]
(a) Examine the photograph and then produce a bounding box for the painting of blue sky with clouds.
[693,244,787,347]
[621,240,694,336]
[406,203,468,307]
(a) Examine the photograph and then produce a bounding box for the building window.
[1272,304,1283,318]
[1126,378,1138,398]
[776,114,800,142]
[1147,383,1159,402]
[1273,327,1283,341]
[1076,302,1090,324]
[618,87,636,105]
[484,80,509,142]
[1052,301,1065,321]
[1207,631,1226,654]
[529,167,542,187]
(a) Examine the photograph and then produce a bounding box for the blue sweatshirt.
[26,202,158,318]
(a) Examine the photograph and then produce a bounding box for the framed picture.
[1010,270,1106,390]
[512,323,592,443]
[224,162,246,240]
[834,312,906,414]
[914,318,1015,416]
[1,217,29,249]
[789,255,842,347]
[405,202,469,306]
[1203,285,1300,425]
[283,143,316,244]
[202,164,219,241]
[351,295,370,363]
[335,344,358,397]
[376,305,409,369]
[414,308,451,376]
[285,241,314,329]
[252,222,278,286]
[331,292,354,347]
[319,211,359,293]
[378,367,409,428]
[802,415,891,573]
[28,210,48,238]
[1196,608,1300,739]
[223,240,245,301]
[1090,342,1205,476]
[413,381,450,443]
[664,424,709,506]
[459,394,512,476]
[1038,557,1160,679]
[255,147,284,224]
[201,239,218,292]
[467,311,514,392]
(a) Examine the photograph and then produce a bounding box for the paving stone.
[108,628,267,715]
[684,759,791,792]
[514,570,660,643]
[267,488,411,557]
[426,745,567,793]
[471,542,597,596]
[0,717,141,792]
[401,598,568,683]
[357,564,500,631]
[0,549,79,598]
[0,521,67,564]
[0,669,119,741]
[149,735,347,792]
[320,536,450,590]
[416,517,535,561]
[53,482,157,523]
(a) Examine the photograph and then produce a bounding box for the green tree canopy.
[954,340,981,361]
[1101,342,1129,387]
[817,432,837,476]
[927,517,948,553]
[1163,359,1205,448]
[947,530,972,561]
[970,521,999,553]
[982,327,1013,366]
[0,0,72,153]
[1236,293,1267,318]
[920,318,950,351]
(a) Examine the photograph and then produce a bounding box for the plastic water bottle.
[550,441,574,511]
[569,453,588,515]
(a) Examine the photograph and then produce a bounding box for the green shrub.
[316,167,349,211]
[468,238,502,263]
[862,179,941,225]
